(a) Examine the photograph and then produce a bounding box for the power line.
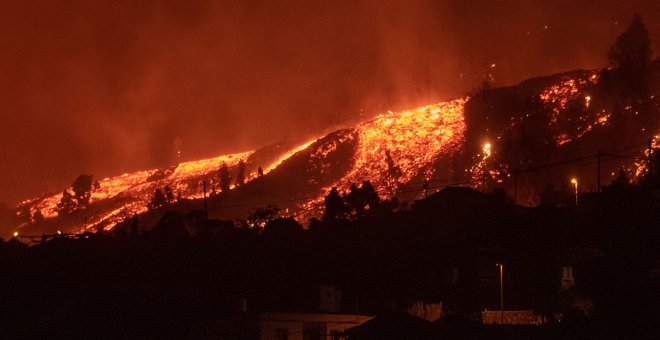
[155,140,655,218]
[396,140,654,200]
[601,154,646,161]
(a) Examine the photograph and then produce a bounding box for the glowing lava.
[540,73,599,124]
[15,142,317,233]
[538,72,611,146]
[299,99,468,218]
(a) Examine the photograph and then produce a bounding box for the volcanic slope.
[12,62,660,236]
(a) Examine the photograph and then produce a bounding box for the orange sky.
[0,0,658,204]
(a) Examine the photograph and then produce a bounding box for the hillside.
[9,61,660,237]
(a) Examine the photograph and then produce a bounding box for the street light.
[570,178,578,206]
[496,263,504,324]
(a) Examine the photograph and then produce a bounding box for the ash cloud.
[0,0,658,204]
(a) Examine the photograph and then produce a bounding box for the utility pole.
[482,172,486,193]
[597,150,601,193]
[423,179,429,198]
[131,213,138,235]
[571,178,578,206]
[203,180,208,219]
[497,263,504,324]
[513,171,518,205]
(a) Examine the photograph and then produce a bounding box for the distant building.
[480,310,545,325]
[187,311,372,340]
[188,286,372,339]
[560,266,575,290]
[260,312,372,340]
[260,285,370,339]
[407,301,442,322]
[343,311,433,340]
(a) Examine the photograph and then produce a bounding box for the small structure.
[260,312,372,340]
[407,301,442,322]
[189,286,371,339]
[480,309,545,325]
[560,265,575,290]
[344,311,432,340]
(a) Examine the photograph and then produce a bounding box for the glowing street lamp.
[570,178,578,206]
[496,263,504,324]
[12,231,18,238]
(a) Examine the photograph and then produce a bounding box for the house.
[480,309,545,325]
[260,312,372,340]
[187,286,372,339]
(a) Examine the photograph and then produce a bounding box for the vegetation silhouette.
[219,161,231,193]
[235,159,246,187]
[147,188,167,210]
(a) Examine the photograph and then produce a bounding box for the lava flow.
[332,99,467,196]
[14,142,316,233]
[298,98,468,218]
[539,71,611,146]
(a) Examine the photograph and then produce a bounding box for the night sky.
[1,0,658,204]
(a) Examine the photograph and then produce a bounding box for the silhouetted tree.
[641,151,660,188]
[378,197,399,215]
[57,190,77,216]
[263,217,303,242]
[608,14,653,100]
[235,160,246,187]
[474,79,493,98]
[32,210,44,224]
[489,187,511,204]
[152,211,188,239]
[608,14,652,71]
[15,205,31,224]
[219,162,231,193]
[131,213,139,235]
[344,181,380,218]
[323,187,347,221]
[72,175,93,207]
[245,204,279,229]
[607,168,631,191]
[148,188,167,210]
[540,183,559,207]
[384,150,402,180]
[192,217,233,237]
[164,185,175,203]
[53,174,96,217]
[258,166,264,177]
[192,215,235,237]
